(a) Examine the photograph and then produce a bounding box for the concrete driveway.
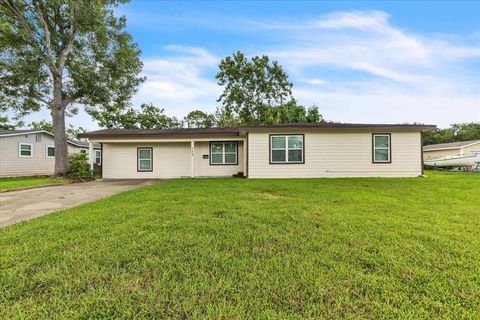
[0,179,159,228]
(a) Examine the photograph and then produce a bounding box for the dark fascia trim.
[269,134,305,165]
[209,141,239,166]
[79,131,240,139]
[137,147,153,172]
[78,123,437,139]
[372,133,392,164]
[243,123,437,132]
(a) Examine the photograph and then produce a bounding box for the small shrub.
[66,153,95,182]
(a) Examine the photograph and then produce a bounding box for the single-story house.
[0,129,101,177]
[423,140,480,160]
[79,123,435,179]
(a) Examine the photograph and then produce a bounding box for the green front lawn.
[1,172,479,318]
[0,176,69,192]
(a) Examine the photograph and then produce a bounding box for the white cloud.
[293,87,480,126]
[253,11,480,126]
[132,46,221,117]
[303,79,327,86]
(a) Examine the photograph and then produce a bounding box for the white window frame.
[210,141,238,165]
[95,149,102,165]
[46,145,55,158]
[19,143,33,158]
[137,147,153,172]
[270,135,304,164]
[373,133,391,163]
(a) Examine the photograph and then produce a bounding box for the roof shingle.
[423,139,480,151]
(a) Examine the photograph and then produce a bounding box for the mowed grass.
[0,176,69,192]
[1,172,479,318]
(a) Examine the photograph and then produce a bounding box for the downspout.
[100,143,103,178]
[421,132,424,176]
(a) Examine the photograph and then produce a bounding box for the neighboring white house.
[79,123,435,179]
[0,129,101,177]
[423,140,480,160]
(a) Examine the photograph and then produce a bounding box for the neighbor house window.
[19,143,33,157]
[270,135,304,164]
[95,149,101,165]
[80,149,87,154]
[137,147,153,171]
[46,146,55,158]
[373,134,391,163]
[210,142,238,165]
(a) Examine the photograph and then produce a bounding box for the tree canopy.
[91,103,181,129]
[423,122,480,145]
[184,110,215,128]
[0,0,143,174]
[215,51,322,126]
[30,119,86,141]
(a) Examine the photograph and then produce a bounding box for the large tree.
[216,51,294,125]
[215,51,322,126]
[0,0,143,175]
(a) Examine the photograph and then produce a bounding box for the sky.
[19,1,480,129]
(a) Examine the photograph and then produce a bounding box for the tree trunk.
[51,74,68,176]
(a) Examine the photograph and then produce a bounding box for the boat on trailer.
[424,153,480,171]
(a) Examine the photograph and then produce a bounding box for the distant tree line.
[423,122,480,145]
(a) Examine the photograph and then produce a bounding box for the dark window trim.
[269,134,305,165]
[372,133,392,164]
[95,149,102,165]
[46,146,55,158]
[209,141,239,166]
[137,147,153,172]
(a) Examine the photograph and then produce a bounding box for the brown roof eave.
[241,124,437,132]
[78,131,240,139]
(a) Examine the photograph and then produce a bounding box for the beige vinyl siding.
[68,144,88,154]
[463,143,480,156]
[423,149,462,160]
[248,132,422,178]
[102,141,244,179]
[194,141,244,177]
[102,143,191,179]
[0,133,56,177]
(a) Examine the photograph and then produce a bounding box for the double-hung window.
[19,143,33,157]
[95,149,102,165]
[46,146,55,158]
[137,148,153,171]
[210,142,237,165]
[373,134,391,163]
[270,135,304,164]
